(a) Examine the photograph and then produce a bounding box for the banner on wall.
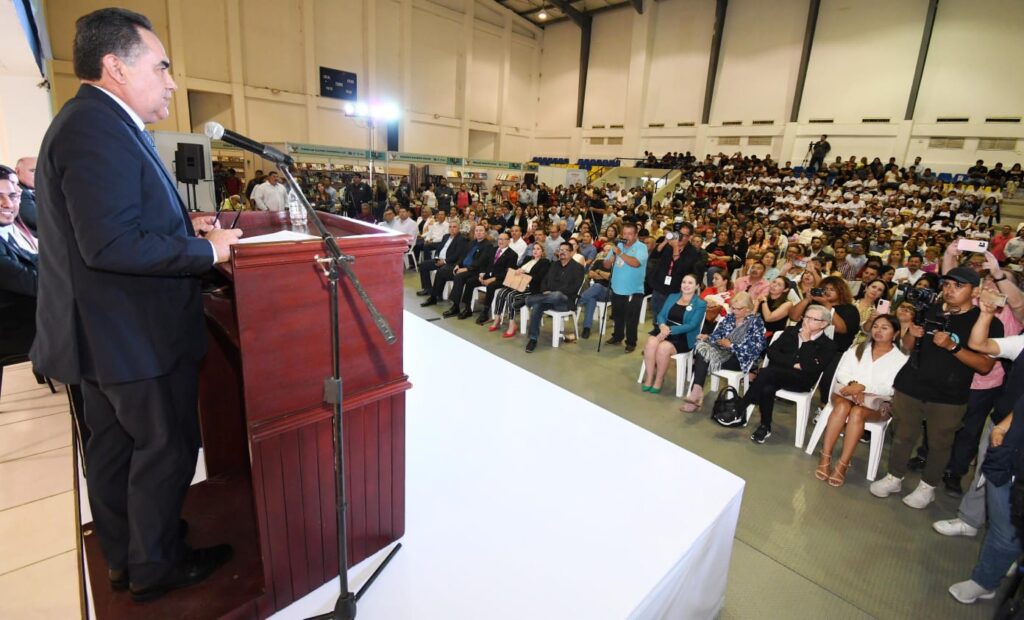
[565,169,587,186]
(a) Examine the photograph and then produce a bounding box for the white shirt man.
[508,226,528,259]
[391,208,419,238]
[422,213,447,244]
[252,173,288,211]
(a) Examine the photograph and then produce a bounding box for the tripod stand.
[276,162,402,620]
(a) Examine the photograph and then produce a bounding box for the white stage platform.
[270,312,745,619]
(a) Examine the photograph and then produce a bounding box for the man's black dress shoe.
[415,289,431,296]
[420,297,437,307]
[475,314,489,325]
[442,307,460,318]
[130,544,233,603]
[525,339,537,353]
[109,519,190,591]
[457,309,473,320]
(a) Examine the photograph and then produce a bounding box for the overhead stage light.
[538,9,547,20]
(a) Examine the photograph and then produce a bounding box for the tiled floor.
[0,363,81,619]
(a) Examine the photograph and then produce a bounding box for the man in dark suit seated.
[442,224,493,319]
[14,157,38,234]
[416,220,466,302]
[524,242,586,353]
[30,8,242,603]
[471,231,519,324]
[0,173,37,360]
[732,304,837,444]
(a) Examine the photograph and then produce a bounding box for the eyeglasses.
[805,316,830,324]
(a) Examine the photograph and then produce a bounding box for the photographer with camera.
[871,268,1003,509]
[941,296,1024,604]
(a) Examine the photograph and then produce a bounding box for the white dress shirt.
[0,223,38,253]
[391,216,419,238]
[252,181,289,211]
[508,237,528,259]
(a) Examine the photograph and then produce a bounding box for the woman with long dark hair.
[815,314,908,487]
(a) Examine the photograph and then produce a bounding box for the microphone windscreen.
[204,122,225,140]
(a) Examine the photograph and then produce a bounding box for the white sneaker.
[903,481,936,509]
[870,474,903,498]
[948,579,996,604]
[933,518,979,537]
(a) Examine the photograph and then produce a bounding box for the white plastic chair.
[404,250,418,271]
[805,379,894,481]
[542,308,579,348]
[776,374,824,449]
[639,294,651,325]
[470,285,487,313]
[637,318,705,398]
[428,271,454,301]
[595,300,611,337]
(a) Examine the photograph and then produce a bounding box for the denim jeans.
[526,291,570,341]
[970,480,1022,590]
[579,283,609,329]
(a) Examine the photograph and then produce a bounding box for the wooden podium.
[82,212,411,619]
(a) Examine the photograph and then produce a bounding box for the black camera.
[897,283,939,325]
[810,287,825,297]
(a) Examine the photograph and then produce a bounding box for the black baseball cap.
[942,267,981,288]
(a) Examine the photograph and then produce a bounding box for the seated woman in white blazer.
[815,313,909,488]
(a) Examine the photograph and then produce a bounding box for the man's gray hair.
[806,304,831,324]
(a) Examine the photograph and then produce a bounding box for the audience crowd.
[5,147,1024,607]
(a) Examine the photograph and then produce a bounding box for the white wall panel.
[582,8,633,128]
[643,0,715,127]
[506,40,535,128]
[313,106,374,148]
[468,129,497,158]
[711,0,805,124]
[375,0,403,102]
[533,137,572,157]
[314,0,364,93]
[468,29,502,124]
[502,132,531,161]
[537,21,579,131]
[404,119,461,155]
[181,0,230,83]
[246,98,307,142]
[915,0,1024,122]
[241,0,306,94]
[800,0,926,123]
[410,7,461,117]
[641,136,697,156]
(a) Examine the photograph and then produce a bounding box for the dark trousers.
[946,386,1002,479]
[473,281,503,317]
[887,390,966,486]
[81,361,201,588]
[740,366,814,428]
[610,292,644,346]
[808,155,825,173]
[428,263,458,300]
[418,259,446,290]
[450,269,481,310]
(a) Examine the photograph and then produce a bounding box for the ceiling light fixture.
[537,3,548,20]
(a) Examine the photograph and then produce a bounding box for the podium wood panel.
[83,213,410,619]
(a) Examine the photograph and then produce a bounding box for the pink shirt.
[971,304,1022,389]
[734,277,770,300]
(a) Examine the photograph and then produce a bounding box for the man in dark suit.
[30,8,242,603]
[734,305,838,444]
[471,231,519,323]
[0,173,37,359]
[445,224,494,319]
[417,220,468,303]
[13,157,37,234]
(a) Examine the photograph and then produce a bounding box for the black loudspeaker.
[386,121,399,152]
[175,142,206,184]
[524,173,537,185]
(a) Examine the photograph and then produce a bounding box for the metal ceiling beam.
[545,2,632,26]
[631,0,643,14]
[905,0,939,120]
[701,0,727,124]
[547,0,592,127]
[789,0,820,123]
[548,0,589,27]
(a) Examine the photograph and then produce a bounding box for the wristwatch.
[993,274,1008,282]
[949,343,962,354]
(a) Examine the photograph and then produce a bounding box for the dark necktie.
[2,232,35,264]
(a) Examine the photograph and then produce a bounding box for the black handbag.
[711,386,745,427]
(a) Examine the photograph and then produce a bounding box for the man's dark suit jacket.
[480,245,519,283]
[434,232,469,266]
[766,325,837,392]
[0,236,38,357]
[458,239,494,273]
[31,84,214,384]
[17,185,38,234]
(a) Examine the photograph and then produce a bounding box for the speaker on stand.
[175,142,206,212]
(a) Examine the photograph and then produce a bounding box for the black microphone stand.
[274,161,402,620]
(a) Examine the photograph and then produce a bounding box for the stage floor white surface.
[269,312,745,619]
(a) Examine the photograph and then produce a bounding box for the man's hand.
[984,251,1002,276]
[455,267,466,275]
[206,228,243,264]
[193,215,220,235]
[908,324,925,339]
[933,331,955,351]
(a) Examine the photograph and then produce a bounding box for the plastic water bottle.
[287,189,307,226]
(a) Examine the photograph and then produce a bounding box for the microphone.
[204,122,293,166]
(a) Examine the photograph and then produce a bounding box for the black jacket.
[542,259,586,305]
[32,84,212,384]
[17,185,37,233]
[766,326,837,392]
[434,232,470,265]
[481,245,519,283]
[649,243,706,294]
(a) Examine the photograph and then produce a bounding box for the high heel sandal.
[815,453,831,481]
[828,460,850,488]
